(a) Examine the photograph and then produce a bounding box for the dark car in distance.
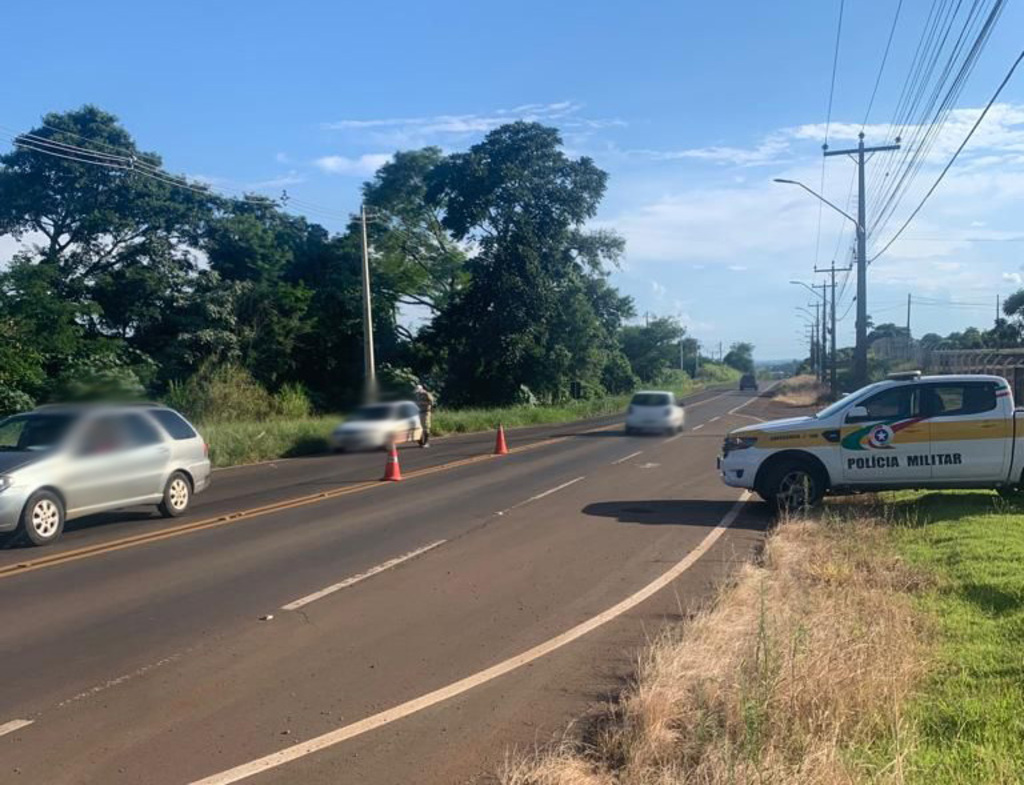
[739,373,758,391]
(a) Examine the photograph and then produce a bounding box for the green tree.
[0,106,210,327]
[619,317,686,383]
[723,341,755,374]
[362,148,469,323]
[425,122,626,404]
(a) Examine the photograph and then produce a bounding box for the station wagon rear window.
[150,409,198,440]
[631,393,672,407]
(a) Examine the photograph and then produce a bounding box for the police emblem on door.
[867,424,895,450]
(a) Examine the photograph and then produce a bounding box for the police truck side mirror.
[845,405,869,423]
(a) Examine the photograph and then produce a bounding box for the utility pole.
[815,262,851,396]
[358,204,377,402]
[824,132,900,388]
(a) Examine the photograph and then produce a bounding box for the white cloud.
[1004,272,1023,285]
[321,102,625,146]
[247,171,306,190]
[275,152,291,164]
[728,264,748,272]
[624,103,1024,172]
[630,135,792,167]
[314,153,392,176]
[650,280,668,297]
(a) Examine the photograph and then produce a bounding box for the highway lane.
[0,385,732,569]
[0,388,771,784]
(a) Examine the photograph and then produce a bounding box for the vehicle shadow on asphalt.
[582,499,771,531]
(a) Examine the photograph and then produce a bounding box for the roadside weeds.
[501,506,930,785]
[770,374,828,408]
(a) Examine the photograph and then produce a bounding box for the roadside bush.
[0,386,34,417]
[165,363,276,423]
[696,361,741,385]
[273,382,312,418]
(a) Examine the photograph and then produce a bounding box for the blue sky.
[3,0,1024,359]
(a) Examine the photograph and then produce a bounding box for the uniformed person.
[414,384,435,448]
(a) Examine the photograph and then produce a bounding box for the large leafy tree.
[0,106,211,328]
[425,122,627,404]
[723,341,755,374]
[362,148,469,323]
[619,317,686,384]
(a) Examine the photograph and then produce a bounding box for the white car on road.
[330,401,424,452]
[625,391,685,435]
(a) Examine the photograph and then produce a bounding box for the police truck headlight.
[722,436,758,455]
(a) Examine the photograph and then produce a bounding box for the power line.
[862,0,905,128]
[868,0,1006,248]
[868,46,1023,263]
[815,0,846,268]
[0,126,349,222]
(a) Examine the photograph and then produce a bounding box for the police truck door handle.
[822,429,841,443]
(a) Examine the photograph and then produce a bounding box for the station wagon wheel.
[19,490,65,547]
[159,472,192,518]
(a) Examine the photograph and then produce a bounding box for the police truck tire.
[760,458,825,512]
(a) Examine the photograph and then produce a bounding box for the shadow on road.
[582,498,771,532]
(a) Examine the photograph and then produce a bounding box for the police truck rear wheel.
[762,460,824,512]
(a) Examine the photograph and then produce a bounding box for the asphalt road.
[0,386,779,784]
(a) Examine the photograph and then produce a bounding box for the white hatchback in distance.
[625,391,685,435]
[330,401,424,452]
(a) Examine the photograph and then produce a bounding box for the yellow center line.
[0,423,621,581]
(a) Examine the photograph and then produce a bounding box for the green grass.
[197,377,728,468]
[881,491,1024,783]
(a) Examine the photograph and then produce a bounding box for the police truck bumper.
[718,451,758,490]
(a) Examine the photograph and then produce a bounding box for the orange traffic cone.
[382,439,403,481]
[494,423,509,456]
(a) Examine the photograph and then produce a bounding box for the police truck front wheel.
[760,459,825,512]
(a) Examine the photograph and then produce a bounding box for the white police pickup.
[719,372,1024,509]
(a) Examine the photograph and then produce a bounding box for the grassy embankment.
[199,367,739,468]
[769,373,829,407]
[502,490,1024,784]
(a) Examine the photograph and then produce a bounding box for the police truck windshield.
[813,382,887,420]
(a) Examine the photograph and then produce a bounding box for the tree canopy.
[0,106,742,417]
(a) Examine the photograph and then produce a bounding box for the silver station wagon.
[0,404,211,546]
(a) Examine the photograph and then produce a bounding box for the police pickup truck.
[719,372,1022,509]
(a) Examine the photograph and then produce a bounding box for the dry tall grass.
[771,374,827,407]
[502,514,928,785]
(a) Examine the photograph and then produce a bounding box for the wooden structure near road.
[926,348,1024,403]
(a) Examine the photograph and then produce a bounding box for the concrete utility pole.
[815,262,852,395]
[791,280,827,384]
[823,132,901,387]
[358,204,378,402]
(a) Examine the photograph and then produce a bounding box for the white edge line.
[612,450,643,465]
[692,424,705,431]
[527,476,585,502]
[709,416,720,423]
[0,719,34,737]
[282,540,447,611]
[189,491,753,785]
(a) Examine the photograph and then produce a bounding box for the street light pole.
[791,280,827,384]
[815,262,853,396]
